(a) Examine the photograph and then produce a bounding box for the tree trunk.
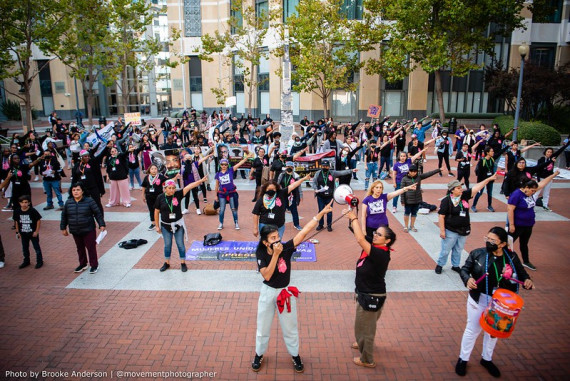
[122,65,129,115]
[434,70,446,122]
[322,94,328,119]
[86,83,94,129]
[24,87,33,133]
[247,64,255,117]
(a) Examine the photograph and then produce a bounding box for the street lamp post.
[513,42,529,142]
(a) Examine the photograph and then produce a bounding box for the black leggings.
[146,195,157,222]
[457,169,470,188]
[184,187,200,209]
[437,151,451,171]
[511,225,533,263]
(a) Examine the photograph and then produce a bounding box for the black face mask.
[486,242,499,252]
[270,241,281,251]
[265,189,276,197]
[286,168,293,173]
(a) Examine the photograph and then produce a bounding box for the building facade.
[2,0,569,123]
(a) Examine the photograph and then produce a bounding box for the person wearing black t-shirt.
[250,147,270,202]
[154,176,208,273]
[14,195,43,269]
[141,164,167,231]
[345,209,396,369]
[251,202,333,374]
[252,175,310,238]
[435,176,497,274]
[38,150,65,210]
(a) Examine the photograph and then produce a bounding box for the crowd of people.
[0,108,567,376]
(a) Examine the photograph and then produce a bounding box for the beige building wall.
[358,49,381,114]
[407,66,429,113]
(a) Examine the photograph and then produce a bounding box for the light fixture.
[518,42,529,58]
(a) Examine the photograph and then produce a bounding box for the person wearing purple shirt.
[507,171,559,271]
[391,145,429,213]
[215,153,253,230]
[360,180,416,237]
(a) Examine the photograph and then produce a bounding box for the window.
[256,0,269,28]
[340,0,363,20]
[532,0,563,23]
[231,1,243,34]
[283,0,299,22]
[530,46,556,69]
[188,57,203,110]
[184,0,201,37]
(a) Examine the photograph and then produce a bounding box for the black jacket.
[60,196,105,236]
[460,247,530,303]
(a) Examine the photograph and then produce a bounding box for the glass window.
[530,46,556,69]
[259,55,270,74]
[258,73,269,91]
[532,0,563,23]
[383,92,403,116]
[292,92,300,116]
[236,92,245,114]
[340,0,363,20]
[259,91,270,114]
[183,0,201,37]
[468,71,484,92]
[191,93,203,111]
[284,0,299,22]
[256,0,269,28]
[189,57,202,92]
[332,90,356,117]
[231,1,243,34]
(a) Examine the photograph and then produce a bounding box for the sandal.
[403,227,408,233]
[353,357,376,368]
[411,227,418,232]
[351,342,358,349]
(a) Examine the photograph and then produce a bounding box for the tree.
[50,0,116,128]
[198,0,280,116]
[0,0,65,132]
[108,0,182,115]
[284,0,380,118]
[363,0,530,121]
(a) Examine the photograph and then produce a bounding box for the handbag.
[203,203,218,215]
[356,291,386,312]
[203,233,222,246]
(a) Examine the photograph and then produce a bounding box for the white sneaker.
[196,209,202,215]
[34,176,39,181]
[217,223,223,230]
[423,159,427,163]
[182,209,189,214]
[0,261,4,269]
[105,203,113,208]
[125,203,131,208]
[235,223,240,230]
[392,207,397,213]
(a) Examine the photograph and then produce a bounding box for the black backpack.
[118,239,148,249]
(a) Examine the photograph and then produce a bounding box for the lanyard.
[284,174,292,185]
[321,170,329,186]
[493,255,506,284]
[483,157,494,171]
[164,194,174,213]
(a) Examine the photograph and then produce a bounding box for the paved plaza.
[1,156,569,380]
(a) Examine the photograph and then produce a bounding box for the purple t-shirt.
[215,167,236,193]
[393,159,412,184]
[363,194,389,229]
[508,188,536,227]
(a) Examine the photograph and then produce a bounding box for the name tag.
[112,167,117,171]
[81,175,86,180]
[268,213,275,219]
[459,211,467,217]
[487,172,492,176]
[149,188,155,193]
[15,181,20,185]
[169,213,176,219]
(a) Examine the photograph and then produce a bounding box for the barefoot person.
[251,201,334,373]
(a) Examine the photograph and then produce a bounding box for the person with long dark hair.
[141,164,166,231]
[507,172,559,271]
[535,142,569,211]
[251,202,334,373]
[344,209,396,368]
[455,227,533,377]
[60,182,106,274]
[215,153,252,230]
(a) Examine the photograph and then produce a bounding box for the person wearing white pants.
[456,227,533,378]
[252,202,333,373]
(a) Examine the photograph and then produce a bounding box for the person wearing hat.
[215,152,253,230]
[399,165,441,232]
[37,150,65,210]
[268,131,282,159]
[71,149,105,216]
[435,174,497,274]
[276,162,307,231]
[269,151,288,182]
[436,130,454,177]
[312,159,355,231]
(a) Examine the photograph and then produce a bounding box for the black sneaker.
[455,358,467,376]
[43,205,54,210]
[435,265,442,274]
[251,354,263,372]
[451,266,461,273]
[89,266,98,274]
[206,184,212,191]
[74,264,88,273]
[316,226,324,231]
[160,262,170,272]
[181,263,187,272]
[523,262,536,271]
[35,262,43,269]
[480,359,501,378]
[327,226,333,232]
[18,261,30,269]
[148,224,155,231]
[292,355,304,373]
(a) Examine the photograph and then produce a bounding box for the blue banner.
[186,240,316,262]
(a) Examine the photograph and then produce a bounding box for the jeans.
[350,159,358,179]
[317,196,333,228]
[436,229,467,268]
[161,225,186,259]
[43,179,64,207]
[259,223,285,239]
[219,193,239,225]
[472,181,494,208]
[364,162,378,190]
[21,233,43,264]
[128,167,142,188]
[287,197,300,227]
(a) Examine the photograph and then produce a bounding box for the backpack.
[203,233,222,246]
[118,239,148,250]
